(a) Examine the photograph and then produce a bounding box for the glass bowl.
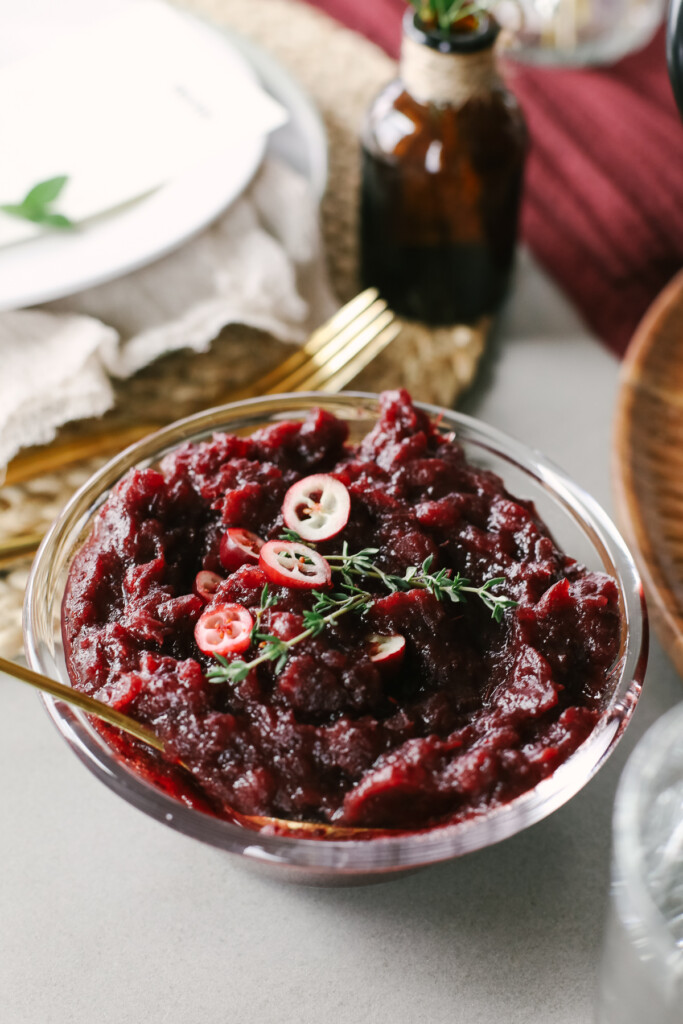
[23,393,648,886]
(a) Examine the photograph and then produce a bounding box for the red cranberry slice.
[366,633,406,666]
[259,539,331,589]
[194,603,253,656]
[193,570,224,603]
[282,474,350,543]
[219,528,264,573]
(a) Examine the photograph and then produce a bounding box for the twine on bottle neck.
[400,33,501,107]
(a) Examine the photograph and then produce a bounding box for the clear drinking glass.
[598,703,683,1022]
[508,0,666,66]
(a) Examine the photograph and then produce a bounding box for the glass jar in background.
[360,11,527,326]
[597,703,683,1024]
[508,0,666,66]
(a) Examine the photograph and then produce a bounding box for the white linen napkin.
[0,157,337,470]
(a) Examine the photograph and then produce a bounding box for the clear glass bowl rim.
[23,392,648,874]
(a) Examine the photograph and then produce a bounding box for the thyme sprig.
[206,540,517,685]
[206,589,369,684]
[325,543,517,623]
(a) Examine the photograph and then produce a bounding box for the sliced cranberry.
[282,474,350,542]
[194,603,253,656]
[193,570,223,603]
[259,539,331,589]
[366,633,406,666]
[219,528,264,573]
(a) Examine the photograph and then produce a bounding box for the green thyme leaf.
[279,528,304,543]
[274,653,288,674]
[480,577,506,591]
[302,610,325,635]
[207,658,250,684]
[259,583,277,611]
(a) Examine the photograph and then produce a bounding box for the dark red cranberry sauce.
[62,390,620,830]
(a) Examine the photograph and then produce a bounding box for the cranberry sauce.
[62,391,620,830]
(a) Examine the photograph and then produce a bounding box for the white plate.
[0,11,273,311]
[230,30,328,201]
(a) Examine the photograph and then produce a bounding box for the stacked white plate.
[0,0,327,310]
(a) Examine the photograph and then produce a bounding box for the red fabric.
[304,0,683,355]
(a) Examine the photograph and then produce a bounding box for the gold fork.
[0,290,399,569]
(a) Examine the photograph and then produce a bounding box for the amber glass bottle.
[360,12,527,325]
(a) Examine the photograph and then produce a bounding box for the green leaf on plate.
[24,175,68,208]
[37,212,73,229]
[0,175,74,230]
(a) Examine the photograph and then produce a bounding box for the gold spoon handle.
[0,655,394,838]
[0,655,164,753]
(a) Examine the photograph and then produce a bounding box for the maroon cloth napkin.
[306,0,683,355]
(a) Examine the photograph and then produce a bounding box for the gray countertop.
[2,249,681,1024]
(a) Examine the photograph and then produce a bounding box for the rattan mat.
[0,0,486,658]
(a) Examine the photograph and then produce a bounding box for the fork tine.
[282,309,396,392]
[296,321,402,394]
[232,288,382,399]
[304,287,381,348]
[264,300,391,395]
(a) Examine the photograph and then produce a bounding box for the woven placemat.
[0,0,486,659]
